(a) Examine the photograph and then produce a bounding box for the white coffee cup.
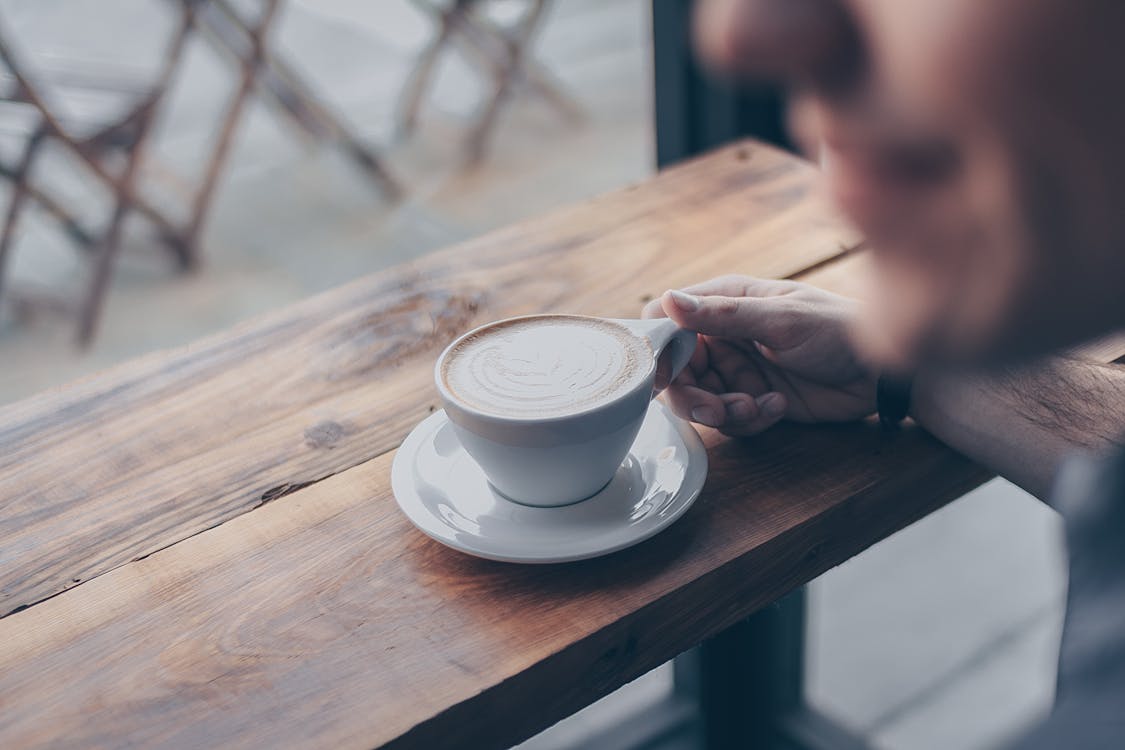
[434,314,696,507]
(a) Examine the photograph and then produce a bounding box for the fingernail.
[668,289,700,312]
[727,399,754,420]
[758,393,785,419]
[691,406,719,427]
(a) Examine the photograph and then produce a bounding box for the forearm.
[911,357,1125,499]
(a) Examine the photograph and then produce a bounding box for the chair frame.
[0,5,195,344]
[399,0,581,162]
[0,0,401,345]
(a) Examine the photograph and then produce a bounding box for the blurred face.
[696,0,1125,368]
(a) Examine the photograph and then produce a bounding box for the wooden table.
[3,140,1110,749]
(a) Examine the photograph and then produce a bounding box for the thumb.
[662,289,789,344]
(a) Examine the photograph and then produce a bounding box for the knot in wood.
[304,420,347,449]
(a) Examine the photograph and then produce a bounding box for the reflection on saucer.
[391,401,708,563]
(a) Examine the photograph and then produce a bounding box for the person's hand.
[643,275,875,435]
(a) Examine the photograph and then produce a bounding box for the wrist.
[906,368,941,427]
[908,367,978,434]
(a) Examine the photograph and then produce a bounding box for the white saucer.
[391,401,708,563]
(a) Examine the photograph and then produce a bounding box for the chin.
[854,213,1125,369]
[851,275,1029,370]
[858,293,1122,373]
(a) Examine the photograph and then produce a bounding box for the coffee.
[441,315,652,418]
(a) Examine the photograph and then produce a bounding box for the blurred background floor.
[0,2,1064,749]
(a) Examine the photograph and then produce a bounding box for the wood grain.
[0,141,855,617]
[5,139,1116,749]
[0,409,989,749]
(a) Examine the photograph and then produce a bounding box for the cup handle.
[612,318,697,397]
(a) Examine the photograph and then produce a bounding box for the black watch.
[876,374,914,431]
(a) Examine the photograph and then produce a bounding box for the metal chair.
[0,0,401,345]
[0,5,196,345]
[185,0,401,199]
[398,0,581,162]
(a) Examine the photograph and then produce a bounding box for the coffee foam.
[441,316,652,418]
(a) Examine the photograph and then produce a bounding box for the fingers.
[658,289,795,347]
[718,392,788,436]
[664,382,724,426]
[645,276,794,320]
[644,275,792,321]
[655,325,711,391]
[641,296,667,320]
[678,274,794,299]
[664,382,788,436]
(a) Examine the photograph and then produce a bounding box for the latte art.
[442,317,652,418]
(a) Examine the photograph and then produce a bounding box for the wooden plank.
[793,249,872,294]
[5,185,1119,748]
[0,410,989,749]
[0,140,857,617]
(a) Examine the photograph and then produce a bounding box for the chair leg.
[0,127,46,309]
[465,67,515,163]
[396,5,460,138]
[179,78,251,268]
[461,0,549,162]
[253,60,402,198]
[76,102,157,346]
[0,176,97,250]
[77,190,130,347]
[519,58,583,122]
[454,6,582,124]
[200,0,401,199]
[178,0,282,267]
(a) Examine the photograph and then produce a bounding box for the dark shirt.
[1013,445,1125,748]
